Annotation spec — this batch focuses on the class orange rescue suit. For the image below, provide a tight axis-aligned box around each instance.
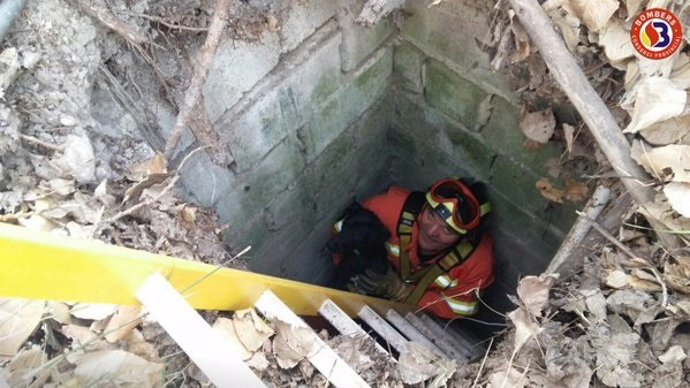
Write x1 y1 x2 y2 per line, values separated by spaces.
363 186 495 319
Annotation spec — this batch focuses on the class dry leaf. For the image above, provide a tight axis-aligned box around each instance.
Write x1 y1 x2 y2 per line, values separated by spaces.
664 182 690 217
0 47 19 97
178 205 197 225
212 317 253 360
624 60 641 90
62 324 100 345
658 345 687 364
594 332 641 387
605 270 628 289
606 290 653 322
128 153 167 181
670 52 690 89
17 214 58 232
563 124 575 154
53 134 96 184
273 320 315 369
73 349 164 387
547 7 581 51
47 302 72 324
488 366 526 388
564 179 588 202
232 308 274 352
70 303 118 321
266 13 281 32
581 289 607 321
631 142 690 183
681 3 690 45
396 342 455 385
0 299 46 357
104 306 143 343
536 178 565 203
123 329 160 363
510 15 531 63
507 308 542 350
626 0 645 18
624 77 687 134
48 178 75 196
516 274 558 317
638 55 676 79
2 348 50 388
638 198 690 235
664 259 690 294
246 352 270 371
639 115 690 145
123 173 169 203
520 108 556 144
627 269 662 292
599 19 635 67
567 0 618 32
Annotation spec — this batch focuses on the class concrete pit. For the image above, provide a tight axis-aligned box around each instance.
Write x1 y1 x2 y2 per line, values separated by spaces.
138 1 588 335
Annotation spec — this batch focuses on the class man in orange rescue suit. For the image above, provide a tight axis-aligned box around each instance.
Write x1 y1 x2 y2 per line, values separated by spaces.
330 178 495 320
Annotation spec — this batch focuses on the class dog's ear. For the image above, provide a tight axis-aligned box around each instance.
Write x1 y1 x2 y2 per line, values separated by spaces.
343 202 364 217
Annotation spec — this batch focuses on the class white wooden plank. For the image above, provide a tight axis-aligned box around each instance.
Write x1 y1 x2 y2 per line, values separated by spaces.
136 273 265 388
357 306 408 354
318 299 389 356
385 309 448 358
254 291 370 388
404 312 468 363
0 374 9 388
417 313 481 359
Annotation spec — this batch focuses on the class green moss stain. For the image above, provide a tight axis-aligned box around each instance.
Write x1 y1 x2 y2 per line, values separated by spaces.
424 60 487 129
354 49 392 90
311 71 341 103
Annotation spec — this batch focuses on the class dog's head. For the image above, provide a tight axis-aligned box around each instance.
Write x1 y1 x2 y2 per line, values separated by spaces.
327 202 390 256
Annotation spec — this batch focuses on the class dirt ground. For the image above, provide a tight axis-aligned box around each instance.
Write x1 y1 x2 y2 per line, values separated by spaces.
1 0 690 387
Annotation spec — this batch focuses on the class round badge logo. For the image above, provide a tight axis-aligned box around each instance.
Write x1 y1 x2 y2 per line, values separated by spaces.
630 8 684 60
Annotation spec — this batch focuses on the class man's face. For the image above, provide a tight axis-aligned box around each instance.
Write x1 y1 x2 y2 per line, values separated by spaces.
417 205 461 256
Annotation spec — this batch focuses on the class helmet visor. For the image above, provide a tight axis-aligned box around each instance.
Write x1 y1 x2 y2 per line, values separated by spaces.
425 179 481 234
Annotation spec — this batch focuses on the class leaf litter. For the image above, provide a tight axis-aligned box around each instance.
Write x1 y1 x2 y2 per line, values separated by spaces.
471 0 690 387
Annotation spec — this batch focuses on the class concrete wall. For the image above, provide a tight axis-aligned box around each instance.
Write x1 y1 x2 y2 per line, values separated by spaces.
174 0 580 304
178 1 397 284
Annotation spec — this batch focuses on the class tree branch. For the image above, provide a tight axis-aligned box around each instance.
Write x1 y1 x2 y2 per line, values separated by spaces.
507 0 679 252
164 0 231 161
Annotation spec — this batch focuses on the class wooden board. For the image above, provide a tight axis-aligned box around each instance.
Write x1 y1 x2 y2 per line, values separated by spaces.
319 299 389 356
136 272 265 387
358 305 409 355
254 290 371 388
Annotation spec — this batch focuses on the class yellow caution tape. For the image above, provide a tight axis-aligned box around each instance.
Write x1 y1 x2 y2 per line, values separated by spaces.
0 223 412 316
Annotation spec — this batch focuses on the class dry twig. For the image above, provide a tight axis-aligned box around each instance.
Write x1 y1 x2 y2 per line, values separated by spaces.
164 0 231 160
576 211 638 261
20 134 64 151
70 0 148 45
472 336 494 388
132 12 210 32
578 211 669 308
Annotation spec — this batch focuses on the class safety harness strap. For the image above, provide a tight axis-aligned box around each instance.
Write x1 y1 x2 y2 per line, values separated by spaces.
396 192 426 281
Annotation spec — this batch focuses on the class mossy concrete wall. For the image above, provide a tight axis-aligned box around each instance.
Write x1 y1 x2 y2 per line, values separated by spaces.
179 1 397 284
177 0 579 299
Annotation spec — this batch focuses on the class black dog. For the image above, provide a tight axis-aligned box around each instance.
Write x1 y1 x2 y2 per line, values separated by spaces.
327 202 391 290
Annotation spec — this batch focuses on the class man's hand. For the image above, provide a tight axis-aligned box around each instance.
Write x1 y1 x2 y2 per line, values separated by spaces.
347 264 413 301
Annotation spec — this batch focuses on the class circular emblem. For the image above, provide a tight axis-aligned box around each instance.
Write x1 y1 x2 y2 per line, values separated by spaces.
630 8 684 60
